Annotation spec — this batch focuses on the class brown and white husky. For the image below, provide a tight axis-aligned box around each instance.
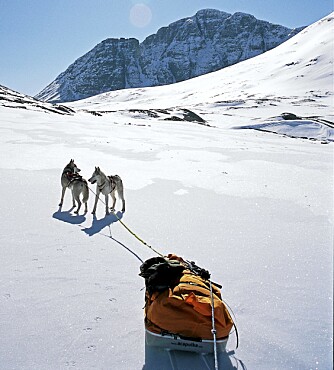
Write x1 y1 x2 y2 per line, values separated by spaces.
59 159 89 214
88 166 125 215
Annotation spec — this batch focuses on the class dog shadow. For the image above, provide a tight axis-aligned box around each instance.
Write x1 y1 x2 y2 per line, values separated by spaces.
81 212 123 237
52 207 87 225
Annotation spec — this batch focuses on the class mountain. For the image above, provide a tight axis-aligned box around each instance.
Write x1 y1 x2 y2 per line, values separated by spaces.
0 84 74 115
35 9 304 103
67 13 333 143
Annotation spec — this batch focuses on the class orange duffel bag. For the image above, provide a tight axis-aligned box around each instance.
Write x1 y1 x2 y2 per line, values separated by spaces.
140 254 234 341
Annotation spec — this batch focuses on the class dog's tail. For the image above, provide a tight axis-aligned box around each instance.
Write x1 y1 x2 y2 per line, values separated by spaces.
83 180 89 204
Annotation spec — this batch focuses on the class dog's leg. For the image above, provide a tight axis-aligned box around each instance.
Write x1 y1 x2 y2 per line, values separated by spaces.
110 190 116 212
72 190 76 208
117 183 126 213
83 183 89 214
92 189 100 214
71 187 78 213
59 186 66 207
105 194 110 215
75 198 82 214
72 185 82 214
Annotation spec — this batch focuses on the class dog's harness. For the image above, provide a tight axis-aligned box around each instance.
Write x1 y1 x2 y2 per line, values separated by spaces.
98 180 106 191
98 176 117 193
63 170 85 186
108 176 117 193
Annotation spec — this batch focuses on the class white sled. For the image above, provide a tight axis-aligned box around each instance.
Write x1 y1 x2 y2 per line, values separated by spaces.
145 329 228 354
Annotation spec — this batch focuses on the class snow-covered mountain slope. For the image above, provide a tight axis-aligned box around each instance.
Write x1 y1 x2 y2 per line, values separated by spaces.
35 9 303 103
71 13 332 112
68 12 333 142
0 13 332 370
0 84 75 115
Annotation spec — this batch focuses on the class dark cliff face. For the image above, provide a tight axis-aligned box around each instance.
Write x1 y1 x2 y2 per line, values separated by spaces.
44 38 142 103
35 9 304 103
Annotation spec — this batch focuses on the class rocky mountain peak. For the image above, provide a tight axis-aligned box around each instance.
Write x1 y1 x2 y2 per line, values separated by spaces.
35 9 304 103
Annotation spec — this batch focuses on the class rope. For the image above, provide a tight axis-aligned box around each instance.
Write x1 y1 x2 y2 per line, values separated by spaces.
88 187 164 257
87 185 236 363
220 297 239 350
209 279 219 370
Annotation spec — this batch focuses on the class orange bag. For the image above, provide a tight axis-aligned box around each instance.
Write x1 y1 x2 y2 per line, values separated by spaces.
141 255 234 340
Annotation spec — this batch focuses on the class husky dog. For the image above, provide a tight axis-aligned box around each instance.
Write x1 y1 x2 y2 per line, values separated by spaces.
59 159 89 214
88 167 125 215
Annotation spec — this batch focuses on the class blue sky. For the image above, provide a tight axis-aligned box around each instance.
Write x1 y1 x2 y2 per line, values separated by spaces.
0 0 332 96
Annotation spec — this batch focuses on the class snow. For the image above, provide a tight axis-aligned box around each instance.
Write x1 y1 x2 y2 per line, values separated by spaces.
0 13 333 370
235 118 334 142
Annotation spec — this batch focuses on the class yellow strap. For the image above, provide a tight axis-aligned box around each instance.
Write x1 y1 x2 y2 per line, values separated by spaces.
88 187 164 257
111 210 164 257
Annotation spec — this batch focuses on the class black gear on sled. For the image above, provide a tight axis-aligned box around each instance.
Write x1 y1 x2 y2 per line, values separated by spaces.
139 256 185 294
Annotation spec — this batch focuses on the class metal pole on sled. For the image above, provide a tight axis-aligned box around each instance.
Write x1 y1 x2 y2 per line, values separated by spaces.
209 279 219 370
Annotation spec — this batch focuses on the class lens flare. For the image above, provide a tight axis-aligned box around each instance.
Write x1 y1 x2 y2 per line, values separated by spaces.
129 3 152 28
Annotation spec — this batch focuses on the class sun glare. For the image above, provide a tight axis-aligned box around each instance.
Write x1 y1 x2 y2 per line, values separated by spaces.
129 3 152 28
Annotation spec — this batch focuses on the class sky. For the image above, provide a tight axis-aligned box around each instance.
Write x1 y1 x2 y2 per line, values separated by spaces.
0 0 332 96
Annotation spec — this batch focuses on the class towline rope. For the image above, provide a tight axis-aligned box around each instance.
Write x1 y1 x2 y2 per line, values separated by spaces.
87 187 232 370
88 187 164 257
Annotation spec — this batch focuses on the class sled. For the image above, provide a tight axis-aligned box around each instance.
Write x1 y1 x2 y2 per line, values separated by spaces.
140 254 234 355
145 328 228 354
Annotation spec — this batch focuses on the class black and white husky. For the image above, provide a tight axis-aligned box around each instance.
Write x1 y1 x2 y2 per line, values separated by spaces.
59 159 89 214
88 166 125 215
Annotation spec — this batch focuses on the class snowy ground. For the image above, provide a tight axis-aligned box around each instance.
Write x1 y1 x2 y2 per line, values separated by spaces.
0 13 333 370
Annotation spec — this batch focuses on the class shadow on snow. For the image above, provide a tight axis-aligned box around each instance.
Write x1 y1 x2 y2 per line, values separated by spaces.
52 207 123 237
52 209 142 262
52 207 87 225
142 346 246 370
81 212 123 236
